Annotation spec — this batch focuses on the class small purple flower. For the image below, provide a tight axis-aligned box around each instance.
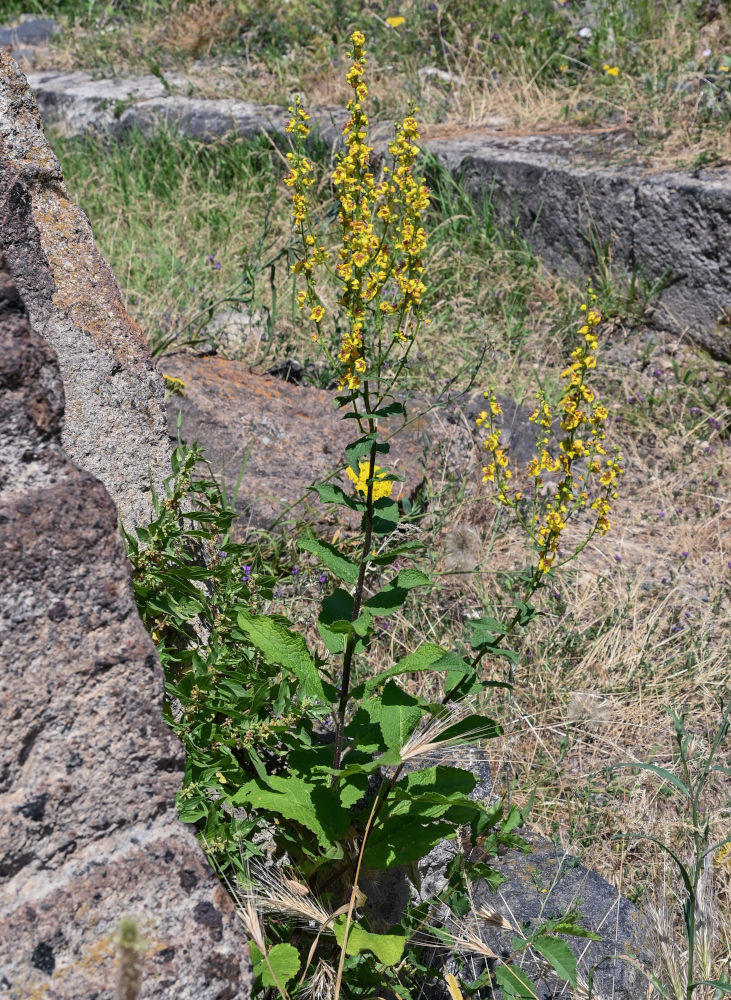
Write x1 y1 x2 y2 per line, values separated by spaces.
690 406 702 416
291 566 300 576
318 573 328 583
708 417 722 431
671 624 682 633
242 565 251 580
491 32 501 41
615 554 622 563
657 510 665 518
680 551 688 558
652 369 662 377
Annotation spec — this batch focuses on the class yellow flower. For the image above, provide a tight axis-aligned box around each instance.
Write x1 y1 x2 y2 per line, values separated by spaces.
347 461 393 500
162 374 185 396
310 304 325 322
386 15 405 27
602 63 619 76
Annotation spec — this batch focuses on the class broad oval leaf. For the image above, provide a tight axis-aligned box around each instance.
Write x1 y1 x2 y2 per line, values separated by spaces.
237 611 325 700
532 935 577 988
257 942 300 988
334 918 406 966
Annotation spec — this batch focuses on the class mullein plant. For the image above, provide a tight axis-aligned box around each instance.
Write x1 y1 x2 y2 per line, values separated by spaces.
215 30 624 1000
128 32 626 1000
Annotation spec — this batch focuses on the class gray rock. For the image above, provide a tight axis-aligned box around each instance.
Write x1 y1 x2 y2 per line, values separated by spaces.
0 15 58 48
0 53 171 528
463 828 653 999
427 127 731 360
0 252 251 999
25 68 347 144
192 306 269 357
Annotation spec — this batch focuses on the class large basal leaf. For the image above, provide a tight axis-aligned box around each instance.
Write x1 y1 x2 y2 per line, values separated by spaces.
237 611 325 700
233 774 349 849
333 918 406 966
532 935 577 988
298 533 359 585
256 942 301 988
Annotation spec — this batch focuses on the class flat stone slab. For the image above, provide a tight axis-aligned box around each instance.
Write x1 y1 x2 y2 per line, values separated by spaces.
24 69 731 362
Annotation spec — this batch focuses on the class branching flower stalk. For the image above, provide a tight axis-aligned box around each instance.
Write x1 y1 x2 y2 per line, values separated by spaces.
286 30 430 771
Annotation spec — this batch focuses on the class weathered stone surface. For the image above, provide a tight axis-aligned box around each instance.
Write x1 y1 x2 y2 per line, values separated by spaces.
0 53 171 528
24 67 731 360
160 352 478 531
426 125 731 360
0 15 58 49
25 68 347 144
0 253 250 999
466 827 654 999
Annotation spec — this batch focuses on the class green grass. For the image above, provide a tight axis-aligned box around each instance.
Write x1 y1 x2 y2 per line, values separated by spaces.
53 126 575 385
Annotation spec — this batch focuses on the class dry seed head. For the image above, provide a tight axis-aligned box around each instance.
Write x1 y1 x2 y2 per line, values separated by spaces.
398 702 490 764
243 861 333 928
473 905 516 931
303 959 336 1000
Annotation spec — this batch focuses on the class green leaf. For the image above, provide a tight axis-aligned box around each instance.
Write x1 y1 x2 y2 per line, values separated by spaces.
363 584 409 616
613 761 690 799
237 611 325 700
363 814 456 869
318 588 354 654
233 774 349 848
311 481 363 510
532 935 577 988
360 642 470 696
364 680 423 751
333 919 406 966
345 434 389 474
469 616 507 649
342 401 405 421
369 497 400 536
394 568 430 588
495 964 540 999
256 943 300 988
368 540 424 565
298 533 359 585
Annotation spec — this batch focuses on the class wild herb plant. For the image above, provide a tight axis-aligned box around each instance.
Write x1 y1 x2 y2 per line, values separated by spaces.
127 31 627 1000
613 700 731 1000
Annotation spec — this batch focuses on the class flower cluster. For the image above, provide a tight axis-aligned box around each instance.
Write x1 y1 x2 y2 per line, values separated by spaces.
478 293 623 574
346 459 393 501
285 31 430 391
